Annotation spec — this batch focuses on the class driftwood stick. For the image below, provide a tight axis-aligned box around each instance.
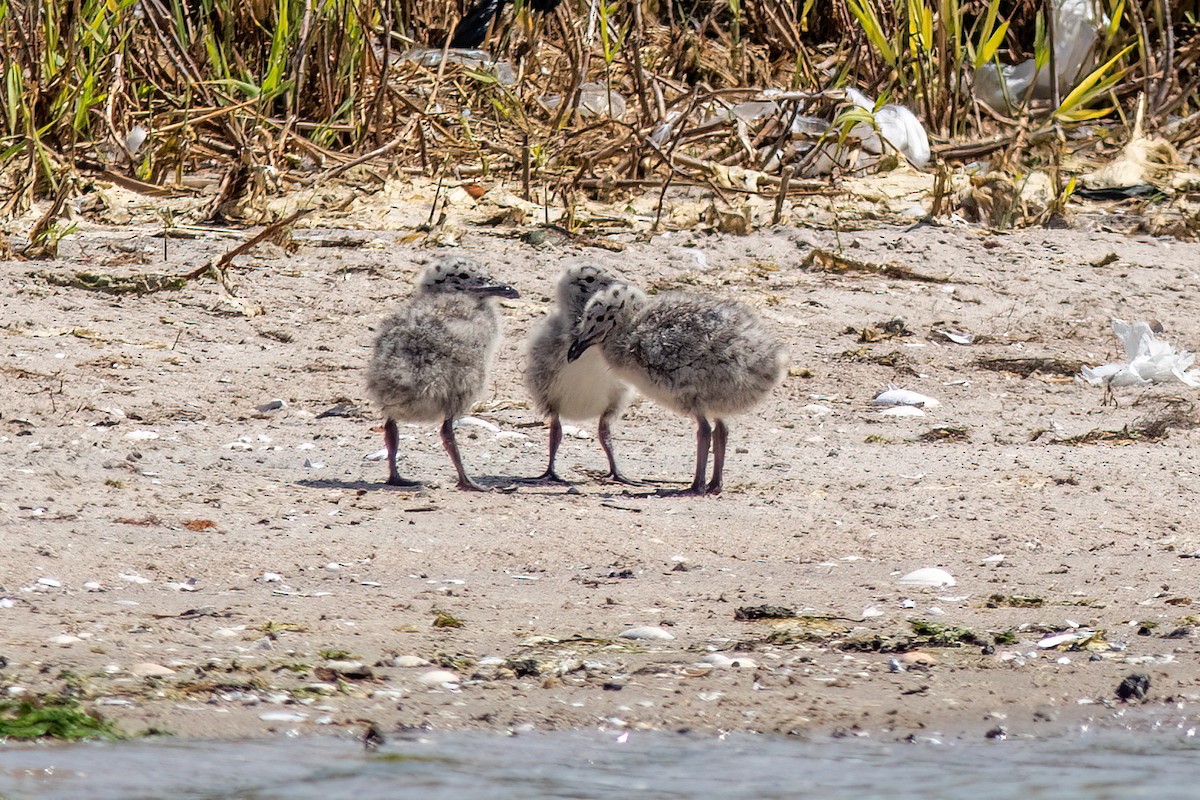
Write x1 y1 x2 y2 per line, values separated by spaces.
182 206 314 281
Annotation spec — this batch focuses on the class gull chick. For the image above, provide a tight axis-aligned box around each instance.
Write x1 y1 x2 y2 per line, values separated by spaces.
568 283 785 496
524 264 635 483
366 256 519 491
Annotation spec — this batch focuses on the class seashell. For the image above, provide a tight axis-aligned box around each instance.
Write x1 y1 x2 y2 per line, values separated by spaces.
871 387 941 408
456 416 501 434
618 626 675 641
418 669 461 686
897 568 956 588
1037 631 1091 649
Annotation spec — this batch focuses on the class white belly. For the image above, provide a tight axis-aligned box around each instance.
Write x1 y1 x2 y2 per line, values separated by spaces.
547 349 625 420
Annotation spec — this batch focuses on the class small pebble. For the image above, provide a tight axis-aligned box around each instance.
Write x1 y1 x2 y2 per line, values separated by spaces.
898 651 938 669
130 663 176 678
322 660 372 679
391 655 432 668
304 683 338 695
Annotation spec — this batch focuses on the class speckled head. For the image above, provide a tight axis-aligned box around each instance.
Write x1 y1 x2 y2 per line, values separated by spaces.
566 282 644 362
556 263 623 311
418 256 519 299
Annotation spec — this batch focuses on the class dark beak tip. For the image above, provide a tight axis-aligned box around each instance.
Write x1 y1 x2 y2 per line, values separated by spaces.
566 340 589 363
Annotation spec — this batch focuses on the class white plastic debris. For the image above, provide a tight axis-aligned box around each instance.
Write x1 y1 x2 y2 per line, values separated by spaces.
618 626 675 641
976 0 1108 111
124 430 159 440
1080 319 1200 388
871 386 941 408
36 577 62 588
119 573 151 584
402 47 515 85
845 88 931 169
124 125 148 155
541 82 627 119
897 568 957 588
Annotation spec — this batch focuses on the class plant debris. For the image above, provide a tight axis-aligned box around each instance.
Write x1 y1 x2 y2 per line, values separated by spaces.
39 270 188 296
976 357 1084 377
801 249 950 283
0 696 120 741
734 605 796 621
985 594 1045 609
917 426 969 443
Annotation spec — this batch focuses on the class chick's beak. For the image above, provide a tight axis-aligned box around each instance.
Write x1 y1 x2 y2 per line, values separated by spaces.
480 282 520 299
566 336 594 363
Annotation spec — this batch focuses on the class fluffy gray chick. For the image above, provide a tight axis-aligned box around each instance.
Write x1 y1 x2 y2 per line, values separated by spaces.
366 256 519 491
568 283 785 496
523 264 636 484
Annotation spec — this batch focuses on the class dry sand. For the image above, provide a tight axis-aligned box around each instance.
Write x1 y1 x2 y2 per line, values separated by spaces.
3 216 1199 742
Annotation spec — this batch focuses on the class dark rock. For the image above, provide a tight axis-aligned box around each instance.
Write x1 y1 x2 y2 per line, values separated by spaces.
505 658 540 678
985 726 1007 740
1116 673 1150 702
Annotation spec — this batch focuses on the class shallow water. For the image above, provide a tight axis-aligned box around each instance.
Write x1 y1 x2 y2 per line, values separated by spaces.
1 728 1198 800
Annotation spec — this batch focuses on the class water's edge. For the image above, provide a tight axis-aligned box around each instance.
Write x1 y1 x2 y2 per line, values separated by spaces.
2 725 1199 800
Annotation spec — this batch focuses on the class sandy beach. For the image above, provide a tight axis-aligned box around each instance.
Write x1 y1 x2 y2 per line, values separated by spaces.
3 214 1199 741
